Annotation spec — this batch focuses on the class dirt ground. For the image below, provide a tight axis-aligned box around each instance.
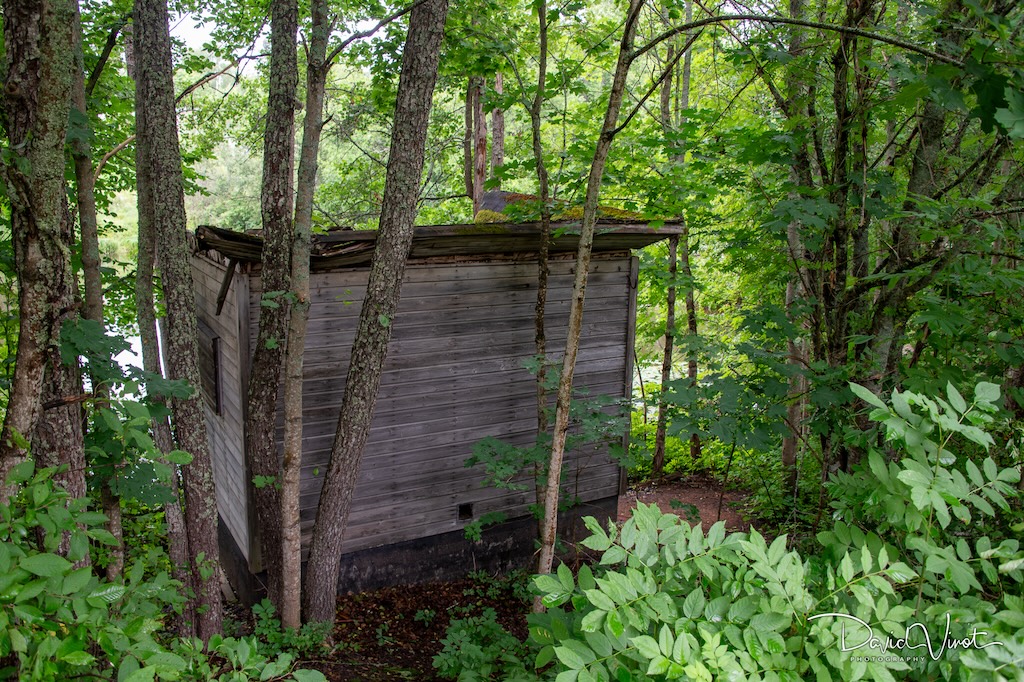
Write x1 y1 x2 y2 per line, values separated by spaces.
278 476 751 681
617 474 751 531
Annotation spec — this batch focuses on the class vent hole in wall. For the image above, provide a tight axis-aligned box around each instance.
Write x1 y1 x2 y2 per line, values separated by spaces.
457 503 473 521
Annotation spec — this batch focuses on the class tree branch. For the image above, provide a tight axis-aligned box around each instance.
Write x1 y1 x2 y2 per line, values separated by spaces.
634 13 963 66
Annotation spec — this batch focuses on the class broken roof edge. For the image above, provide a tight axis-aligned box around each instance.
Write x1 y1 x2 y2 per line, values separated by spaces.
194 220 682 270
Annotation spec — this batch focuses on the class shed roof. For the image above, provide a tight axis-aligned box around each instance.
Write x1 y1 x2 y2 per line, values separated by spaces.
194 221 680 270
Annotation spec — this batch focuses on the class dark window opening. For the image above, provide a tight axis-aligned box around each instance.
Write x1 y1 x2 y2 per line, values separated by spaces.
457 503 474 521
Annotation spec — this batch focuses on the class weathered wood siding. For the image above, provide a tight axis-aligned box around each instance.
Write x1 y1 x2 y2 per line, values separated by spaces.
193 255 250 559
247 256 635 558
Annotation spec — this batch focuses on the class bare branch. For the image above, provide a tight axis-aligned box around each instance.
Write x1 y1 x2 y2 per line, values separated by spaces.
634 13 963 66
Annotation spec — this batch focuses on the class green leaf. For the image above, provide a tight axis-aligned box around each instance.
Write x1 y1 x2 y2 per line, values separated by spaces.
88 584 127 605
994 88 1024 138
850 383 887 410
585 589 616 612
164 450 194 465
60 650 96 666
633 635 661 659
290 670 327 682
946 383 967 414
974 382 1000 404
5 460 34 485
19 553 72 578
378 314 391 328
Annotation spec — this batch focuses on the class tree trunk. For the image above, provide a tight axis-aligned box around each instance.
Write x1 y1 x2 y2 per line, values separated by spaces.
652 235 677 476
473 77 487 213
246 0 298 614
654 2 698 473
490 72 504 183
70 0 123 576
529 0 553 573
281 0 329 628
134 0 223 640
303 0 448 625
535 0 643 590
0 0 77 502
463 80 475 200
33 196 87 504
130 30 194 635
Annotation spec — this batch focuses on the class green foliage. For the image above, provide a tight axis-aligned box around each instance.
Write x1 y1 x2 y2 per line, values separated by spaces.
433 608 535 682
169 634 327 682
0 466 325 681
0 464 183 680
252 599 335 659
528 382 1024 681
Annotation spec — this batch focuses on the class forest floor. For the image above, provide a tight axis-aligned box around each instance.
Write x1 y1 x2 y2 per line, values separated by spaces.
275 476 752 681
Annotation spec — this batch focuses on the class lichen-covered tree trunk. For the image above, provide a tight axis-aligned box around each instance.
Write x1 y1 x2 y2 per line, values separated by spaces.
281 0 328 628
246 0 298 613
303 0 448 624
0 0 77 502
134 91 195 634
133 0 222 640
32 196 87 533
536 0 644 588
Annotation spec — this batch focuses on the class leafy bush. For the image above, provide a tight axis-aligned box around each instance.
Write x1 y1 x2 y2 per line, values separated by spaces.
433 607 534 681
252 599 334 659
527 381 1024 681
0 464 325 681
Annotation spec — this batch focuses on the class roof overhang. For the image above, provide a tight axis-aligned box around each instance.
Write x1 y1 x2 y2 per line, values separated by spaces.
194 221 682 270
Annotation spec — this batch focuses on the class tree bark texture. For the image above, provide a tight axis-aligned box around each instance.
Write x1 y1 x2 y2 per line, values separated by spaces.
535 0 643 586
490 72 504 183
530 0 553 567
281 0 329 628
246 0 298 614
32 196 87 504
0 0 77 502
303 0 448 624
472 77 486 214
134 97 195 635
652 235 677 475
133 0 223 639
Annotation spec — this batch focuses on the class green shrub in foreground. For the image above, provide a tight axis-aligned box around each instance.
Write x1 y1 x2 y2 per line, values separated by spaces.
528 382 1023 681
0 462 324 681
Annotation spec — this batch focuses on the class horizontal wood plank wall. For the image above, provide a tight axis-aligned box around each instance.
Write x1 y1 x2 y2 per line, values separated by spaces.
192 255 250 559
248 257 632 557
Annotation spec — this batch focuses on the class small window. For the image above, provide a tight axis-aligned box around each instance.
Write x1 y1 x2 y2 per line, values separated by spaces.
197 320 222 415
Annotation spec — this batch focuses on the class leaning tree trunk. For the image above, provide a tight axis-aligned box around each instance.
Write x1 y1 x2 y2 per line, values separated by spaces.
246 0 298 614
0 0 77 502
280 0 329 628
303 0 448 625
134 0 223 640
535 0 644 594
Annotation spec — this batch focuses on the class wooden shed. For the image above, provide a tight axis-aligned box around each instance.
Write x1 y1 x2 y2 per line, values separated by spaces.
190 221 675 597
